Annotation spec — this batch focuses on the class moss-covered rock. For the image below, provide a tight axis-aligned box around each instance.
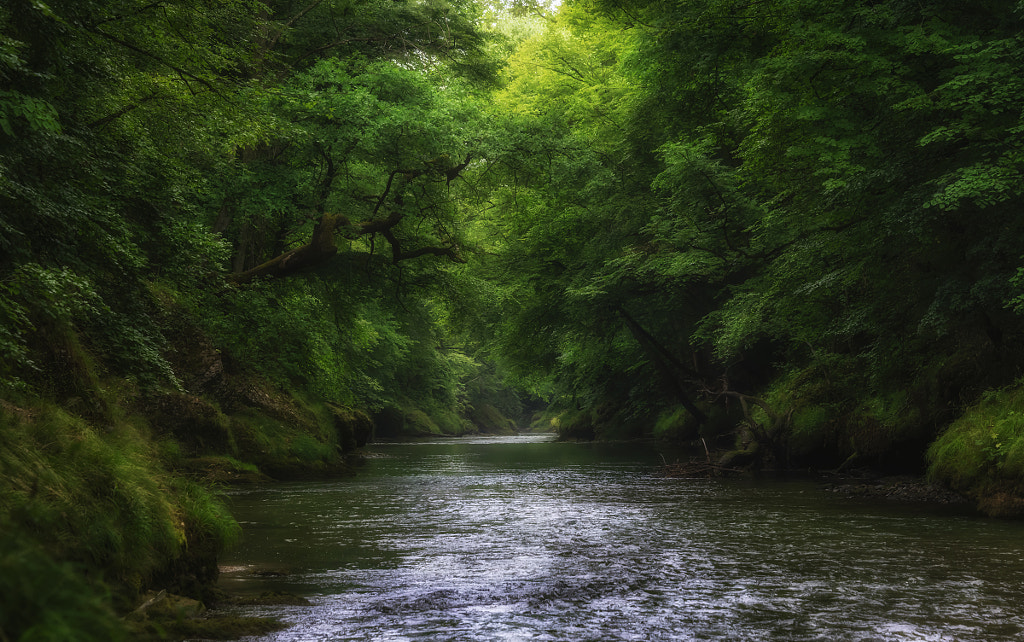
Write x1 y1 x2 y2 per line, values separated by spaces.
372 402 474 439
406 408 442 435
749 363 942 473
327 403 374 451
125 590 206 622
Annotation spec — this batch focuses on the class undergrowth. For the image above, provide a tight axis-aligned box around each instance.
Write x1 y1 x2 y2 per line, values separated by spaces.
927 380 1024 512
0 405 182 590
0 400 241 640
0 532 129 641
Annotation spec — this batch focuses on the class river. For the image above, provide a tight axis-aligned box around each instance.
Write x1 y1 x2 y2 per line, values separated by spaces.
218 434 1024 641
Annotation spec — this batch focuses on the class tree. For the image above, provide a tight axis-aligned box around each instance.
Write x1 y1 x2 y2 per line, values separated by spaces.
0 0 269 387
221 59 477 285
476 0 1024 458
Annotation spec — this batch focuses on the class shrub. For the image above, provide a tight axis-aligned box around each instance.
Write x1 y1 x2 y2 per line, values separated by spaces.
0 532 128 642
927 382 1024 495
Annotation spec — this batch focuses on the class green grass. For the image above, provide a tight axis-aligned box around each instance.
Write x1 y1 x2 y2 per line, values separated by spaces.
172 480 242 551
0 399 243 636
0 532 129 642
0 405 182 590
927 381 1024 495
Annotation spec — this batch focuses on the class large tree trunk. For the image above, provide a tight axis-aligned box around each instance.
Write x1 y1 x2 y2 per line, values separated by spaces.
227 210 464 284
228 213 348 284
711 388 792 468
616 306 708 425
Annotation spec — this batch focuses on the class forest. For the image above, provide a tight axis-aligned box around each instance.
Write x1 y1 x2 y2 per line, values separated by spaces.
2 0 1024 638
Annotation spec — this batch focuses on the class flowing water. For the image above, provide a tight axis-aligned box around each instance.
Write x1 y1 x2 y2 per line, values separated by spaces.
218 434 1024 641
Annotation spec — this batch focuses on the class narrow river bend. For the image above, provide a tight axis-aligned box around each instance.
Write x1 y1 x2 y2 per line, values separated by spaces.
219 434 1024 641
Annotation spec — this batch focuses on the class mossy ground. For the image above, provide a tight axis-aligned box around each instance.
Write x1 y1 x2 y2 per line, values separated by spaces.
0 393 251 636
0 302 524 640
0 310 351 640
926 381 1024 516
0 378 356 640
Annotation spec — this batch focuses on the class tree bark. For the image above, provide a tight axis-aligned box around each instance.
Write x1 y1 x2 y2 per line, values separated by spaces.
228 213 345 284
710 388 792 466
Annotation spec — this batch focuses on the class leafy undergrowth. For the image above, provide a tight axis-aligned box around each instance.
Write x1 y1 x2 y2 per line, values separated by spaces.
0 404 185 593
0 532 129 641
927 381 1024 516
0 400 241 640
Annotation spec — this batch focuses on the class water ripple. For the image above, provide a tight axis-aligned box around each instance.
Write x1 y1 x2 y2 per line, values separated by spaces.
220 436 1024 641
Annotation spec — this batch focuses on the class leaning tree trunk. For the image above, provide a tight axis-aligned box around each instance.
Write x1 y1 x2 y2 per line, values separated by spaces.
227 159 469 285
616 306 707 425
228 213 347 284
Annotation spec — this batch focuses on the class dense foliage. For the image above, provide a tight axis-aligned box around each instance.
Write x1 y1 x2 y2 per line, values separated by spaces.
3 0 1024 637
484 0 1024 476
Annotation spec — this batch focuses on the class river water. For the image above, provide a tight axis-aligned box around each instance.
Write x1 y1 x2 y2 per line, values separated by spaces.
218 434 1024 641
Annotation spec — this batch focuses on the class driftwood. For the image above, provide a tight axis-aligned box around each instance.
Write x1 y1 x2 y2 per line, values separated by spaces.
658 443 744 478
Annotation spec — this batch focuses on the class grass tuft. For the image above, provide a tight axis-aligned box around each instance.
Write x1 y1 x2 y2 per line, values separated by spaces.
927 381 1024 508
0 531 129 641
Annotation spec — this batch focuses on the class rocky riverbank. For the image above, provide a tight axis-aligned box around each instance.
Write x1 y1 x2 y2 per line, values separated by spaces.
821 472 970 505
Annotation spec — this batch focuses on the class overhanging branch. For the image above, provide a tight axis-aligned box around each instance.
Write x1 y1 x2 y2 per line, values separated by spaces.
227 157 466 284
228 209 462 284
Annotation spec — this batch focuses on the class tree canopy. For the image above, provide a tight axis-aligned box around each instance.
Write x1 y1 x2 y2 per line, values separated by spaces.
4 0 1024 455
477 0 1024 458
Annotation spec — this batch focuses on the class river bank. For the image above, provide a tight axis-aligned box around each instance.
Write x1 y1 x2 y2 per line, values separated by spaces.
820 472 970 505
0 399 1012 642
660 459 971 504
3 349 1022 642
0 355 519 641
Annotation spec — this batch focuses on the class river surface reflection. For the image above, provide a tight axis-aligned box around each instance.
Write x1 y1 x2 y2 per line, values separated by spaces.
218 434 1024 641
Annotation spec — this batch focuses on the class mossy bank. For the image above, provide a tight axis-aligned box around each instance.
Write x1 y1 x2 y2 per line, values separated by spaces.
0 304 521 642
546 366 1024 519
